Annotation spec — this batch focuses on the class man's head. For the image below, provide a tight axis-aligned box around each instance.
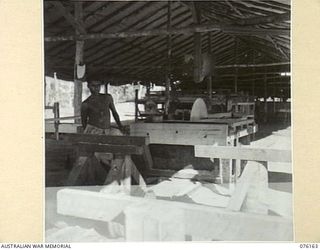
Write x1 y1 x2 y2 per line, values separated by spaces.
87 81 101 95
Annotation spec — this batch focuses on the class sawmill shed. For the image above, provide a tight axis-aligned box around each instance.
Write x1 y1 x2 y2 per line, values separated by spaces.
44 0 292 242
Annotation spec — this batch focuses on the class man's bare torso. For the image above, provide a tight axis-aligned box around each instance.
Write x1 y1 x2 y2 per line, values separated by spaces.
82 94 112 129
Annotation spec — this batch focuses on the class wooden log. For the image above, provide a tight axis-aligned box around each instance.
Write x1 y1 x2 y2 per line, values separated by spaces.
194 145 292 163
44 24 290 42
57 188 293 241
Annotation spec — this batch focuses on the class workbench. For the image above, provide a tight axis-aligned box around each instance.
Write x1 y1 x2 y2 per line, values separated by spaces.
130 119 257 183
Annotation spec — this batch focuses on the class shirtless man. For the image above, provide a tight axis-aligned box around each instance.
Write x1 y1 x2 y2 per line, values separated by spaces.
69 81 123 185
81 81 123 135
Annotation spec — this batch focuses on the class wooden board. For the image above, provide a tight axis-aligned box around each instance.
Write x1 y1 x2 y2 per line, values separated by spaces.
45 123 81 133
195 145 292 163
130 123 228 146
46 133 149 146
207 112 232 119
57 188 293 241
202 118 255 127
57 189 133 222
77 143 144 156
227 161 268 213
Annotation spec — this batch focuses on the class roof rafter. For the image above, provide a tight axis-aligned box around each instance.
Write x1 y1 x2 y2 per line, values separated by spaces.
50 1 87 34
44 24 289 42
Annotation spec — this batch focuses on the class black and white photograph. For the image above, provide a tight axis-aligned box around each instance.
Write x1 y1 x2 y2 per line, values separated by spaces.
43 0 292 242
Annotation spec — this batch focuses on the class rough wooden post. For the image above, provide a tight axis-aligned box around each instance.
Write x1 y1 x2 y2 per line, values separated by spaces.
193 33 201 83
53 102 60 140
207 32 213 110
135 89 139 122
234 39 239 93
74 2 84 124
191 2 202 84
251 51 256 96
146 82 151 96
263 73 268 123
105 82 108 94
206 76 213 112
165 0 172 102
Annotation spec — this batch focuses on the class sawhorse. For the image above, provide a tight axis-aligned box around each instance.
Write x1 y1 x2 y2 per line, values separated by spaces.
65 134 149 191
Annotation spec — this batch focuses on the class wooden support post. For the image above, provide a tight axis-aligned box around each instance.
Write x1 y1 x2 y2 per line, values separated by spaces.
135 89 139 122
234 39 239 93
74 2 84 124
234 73 238 93
105 82 108 94
192 2 202 84
207 32 213 100
194 33 202 83
234 133 241 183
146 82 151 96
207 76 213 99
103 154 146 193
264 73 268 123
251 51 256 96
53 102 60 140
273 87 276 115
165 0 172 101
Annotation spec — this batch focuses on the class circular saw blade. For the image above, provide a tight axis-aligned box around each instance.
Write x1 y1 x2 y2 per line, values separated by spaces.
190 98 208 121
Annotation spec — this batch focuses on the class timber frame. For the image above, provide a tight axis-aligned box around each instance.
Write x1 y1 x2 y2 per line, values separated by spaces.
44 1 290 99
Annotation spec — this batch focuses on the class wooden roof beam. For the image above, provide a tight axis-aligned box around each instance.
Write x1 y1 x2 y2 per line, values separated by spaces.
266 35 289 60
44 24 289 42
51 1 87 35
238 12 290 26
224 0 245 17
57 4 188 66
216 61 289 69
86 11 193 69
234 36 284 61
